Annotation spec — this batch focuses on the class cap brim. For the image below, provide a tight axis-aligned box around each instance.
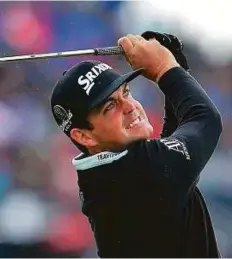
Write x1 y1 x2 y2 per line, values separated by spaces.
88 67 144 111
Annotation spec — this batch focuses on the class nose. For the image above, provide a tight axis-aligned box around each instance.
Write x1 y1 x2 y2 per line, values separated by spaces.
122 99 136 114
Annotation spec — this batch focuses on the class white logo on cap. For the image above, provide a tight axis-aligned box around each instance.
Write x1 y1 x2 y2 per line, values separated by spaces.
53 105 73 132
78 63 112 95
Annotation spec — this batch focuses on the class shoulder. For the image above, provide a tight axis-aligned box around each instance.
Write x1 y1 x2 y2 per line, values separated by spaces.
72 137 190 172
129 137 190 161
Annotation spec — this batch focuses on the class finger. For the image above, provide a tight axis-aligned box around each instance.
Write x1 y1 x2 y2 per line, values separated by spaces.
118 36 134 53
136 34 160 47
126 34 141 46
135 35 145 41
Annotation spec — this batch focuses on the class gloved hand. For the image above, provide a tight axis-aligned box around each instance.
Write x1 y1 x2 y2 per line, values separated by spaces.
141 31 190 72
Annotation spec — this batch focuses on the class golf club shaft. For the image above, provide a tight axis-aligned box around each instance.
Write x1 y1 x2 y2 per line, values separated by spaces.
0 46 124 63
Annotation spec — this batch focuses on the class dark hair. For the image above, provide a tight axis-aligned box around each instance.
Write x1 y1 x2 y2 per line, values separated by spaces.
70 117 94 154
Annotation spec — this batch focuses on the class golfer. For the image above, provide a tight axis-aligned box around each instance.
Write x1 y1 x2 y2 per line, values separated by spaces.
50 33 222 258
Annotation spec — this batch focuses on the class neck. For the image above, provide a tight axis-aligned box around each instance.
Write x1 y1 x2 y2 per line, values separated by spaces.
87 144 129 155
87 147 102 155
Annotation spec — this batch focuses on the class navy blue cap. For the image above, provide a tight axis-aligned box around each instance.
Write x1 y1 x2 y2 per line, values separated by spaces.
50 60 143 135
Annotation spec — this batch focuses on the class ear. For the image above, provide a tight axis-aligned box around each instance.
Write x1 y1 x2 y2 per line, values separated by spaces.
70 128 98 148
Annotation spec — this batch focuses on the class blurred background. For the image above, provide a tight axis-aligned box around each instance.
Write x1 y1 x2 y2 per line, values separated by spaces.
0 1 231 257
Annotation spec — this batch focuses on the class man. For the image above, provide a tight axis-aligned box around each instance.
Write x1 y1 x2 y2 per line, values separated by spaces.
50 33 222 257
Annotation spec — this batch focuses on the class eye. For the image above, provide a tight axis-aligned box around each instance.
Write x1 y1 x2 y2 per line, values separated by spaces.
123 87 130 97
104 101 116 113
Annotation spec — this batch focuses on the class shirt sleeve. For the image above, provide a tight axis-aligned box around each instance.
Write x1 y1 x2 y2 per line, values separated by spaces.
138 67 222 200
160 97 178 138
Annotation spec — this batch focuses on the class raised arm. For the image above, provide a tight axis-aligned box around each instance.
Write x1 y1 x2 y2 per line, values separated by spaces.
118 34 222 199
139 31 190 139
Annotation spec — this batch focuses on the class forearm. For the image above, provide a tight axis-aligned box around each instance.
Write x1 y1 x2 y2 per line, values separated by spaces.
160 97 178 138
158 67 221 125
158 67 222 171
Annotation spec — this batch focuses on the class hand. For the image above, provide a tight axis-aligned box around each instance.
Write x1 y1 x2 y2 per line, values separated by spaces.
141 31 190 72
118 34 180 82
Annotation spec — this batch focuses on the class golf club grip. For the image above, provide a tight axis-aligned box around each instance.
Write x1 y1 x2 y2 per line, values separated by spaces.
94 46 124 56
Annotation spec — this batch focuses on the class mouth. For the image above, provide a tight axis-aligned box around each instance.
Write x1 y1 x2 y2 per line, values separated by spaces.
126 116 142 129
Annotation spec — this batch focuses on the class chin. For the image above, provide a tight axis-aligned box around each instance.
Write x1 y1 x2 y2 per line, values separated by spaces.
129 126 154 141
138 129 153 140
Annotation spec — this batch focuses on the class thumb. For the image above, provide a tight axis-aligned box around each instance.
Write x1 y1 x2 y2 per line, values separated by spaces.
118 36 134 54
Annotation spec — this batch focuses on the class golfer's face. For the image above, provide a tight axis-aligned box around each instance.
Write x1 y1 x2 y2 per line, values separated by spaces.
88 83 154 151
